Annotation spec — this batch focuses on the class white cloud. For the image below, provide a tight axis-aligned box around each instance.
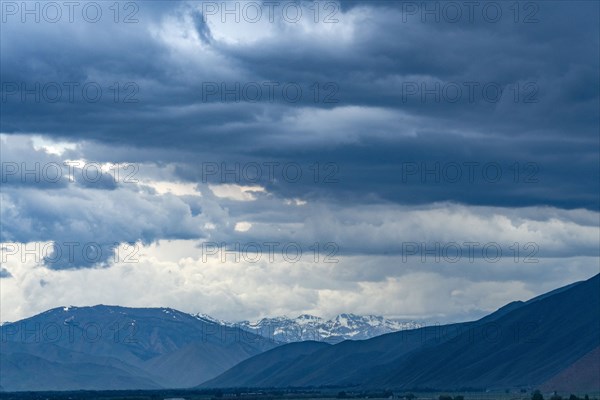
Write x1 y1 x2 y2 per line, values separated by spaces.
285 198 307 206
209 184 266 201
1 134 598 325
1 238 597 323
31 136 78 156
142 180 201 196
234 221 253 232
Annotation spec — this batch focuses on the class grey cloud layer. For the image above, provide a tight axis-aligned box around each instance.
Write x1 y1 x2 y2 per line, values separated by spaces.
1 1 598 321
1 136 598 271
1 1 598 209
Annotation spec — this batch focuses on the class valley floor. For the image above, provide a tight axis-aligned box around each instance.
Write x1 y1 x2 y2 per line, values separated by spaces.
0 389 599 400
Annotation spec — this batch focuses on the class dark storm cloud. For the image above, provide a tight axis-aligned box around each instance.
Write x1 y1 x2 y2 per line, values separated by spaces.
1 0 598 210
0 182 209 269
2 1 598 325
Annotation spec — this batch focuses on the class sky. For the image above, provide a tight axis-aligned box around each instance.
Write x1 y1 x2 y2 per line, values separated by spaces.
0 0 599 323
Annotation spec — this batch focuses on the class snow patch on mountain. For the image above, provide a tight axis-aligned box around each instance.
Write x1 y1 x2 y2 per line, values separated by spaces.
233 313 421 343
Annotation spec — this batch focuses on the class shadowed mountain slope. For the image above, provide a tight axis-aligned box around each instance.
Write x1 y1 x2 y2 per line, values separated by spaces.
203 274 600 391
0 305 277 391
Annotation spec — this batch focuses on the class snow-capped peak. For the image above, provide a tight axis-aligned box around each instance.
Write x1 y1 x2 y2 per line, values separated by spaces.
194 313 226 325
234 313 421 343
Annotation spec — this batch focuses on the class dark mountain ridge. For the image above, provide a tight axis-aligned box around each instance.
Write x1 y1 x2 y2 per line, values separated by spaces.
2 275 597 392
0 305 277 391
203 274 600 391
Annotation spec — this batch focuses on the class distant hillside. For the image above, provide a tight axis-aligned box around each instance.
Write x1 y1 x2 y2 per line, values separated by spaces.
0 306 419 391
199 340 331 387
203 274 600 392
0 306 277 391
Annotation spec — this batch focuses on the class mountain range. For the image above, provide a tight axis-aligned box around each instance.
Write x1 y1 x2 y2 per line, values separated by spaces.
0 308 413 391
0 306 275 391
1 274 598 392
204 273 600 392
205 314 421 344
